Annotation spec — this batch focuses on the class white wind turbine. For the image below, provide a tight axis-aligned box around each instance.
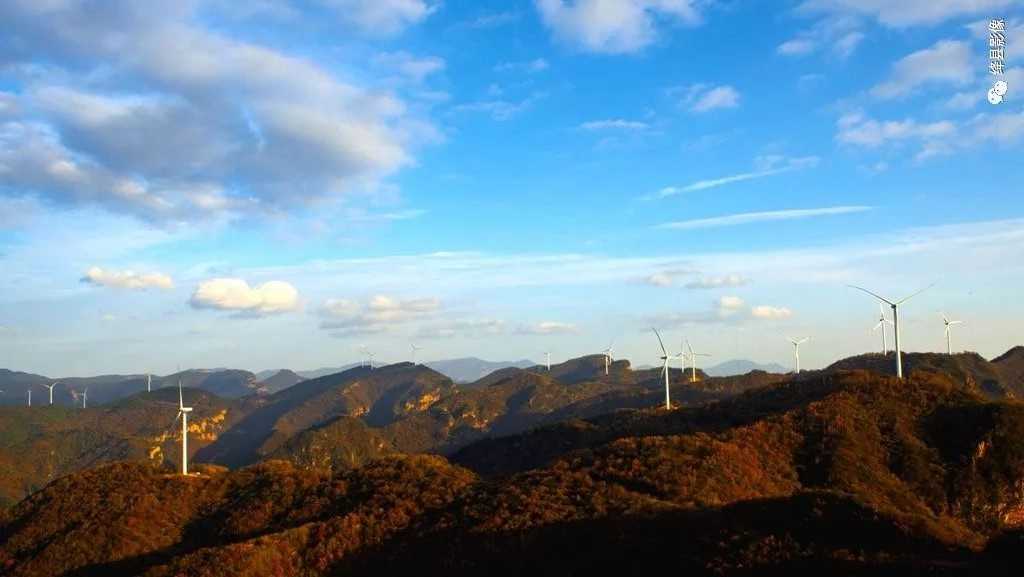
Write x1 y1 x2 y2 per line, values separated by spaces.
40 382 59 405
686 339 711 383
81 387 88 409
147 373 152 393
787 337 809 373
410 344 422 365
544 351 551 372
602 341 614 376
872 303 894 354
849 283 934 380
942 313 964 355
175 380 193 476
27 389 31 407
652 328 676 410
676 339 689 376
367 350 375 370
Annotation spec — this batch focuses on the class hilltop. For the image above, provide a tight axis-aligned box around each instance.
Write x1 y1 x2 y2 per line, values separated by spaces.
1 368 1022 576
0 387 247 508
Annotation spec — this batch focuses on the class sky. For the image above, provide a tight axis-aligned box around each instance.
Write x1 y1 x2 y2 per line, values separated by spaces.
1 0 1023 377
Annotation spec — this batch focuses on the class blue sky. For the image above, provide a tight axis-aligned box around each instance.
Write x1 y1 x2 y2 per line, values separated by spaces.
1 0 1023 377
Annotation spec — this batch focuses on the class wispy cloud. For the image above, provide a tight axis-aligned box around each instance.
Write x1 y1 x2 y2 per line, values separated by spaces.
651 155 819 199
686 274 750 289
494 58 549 73
657 206 872 231
452 92 546 121
579 119 649 131
319 295 441 336
870 40 972 99
80 266 174 290
516 321 578 335
673 83 741 113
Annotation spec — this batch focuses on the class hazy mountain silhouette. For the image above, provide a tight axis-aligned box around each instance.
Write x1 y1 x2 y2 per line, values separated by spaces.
705 359 788 376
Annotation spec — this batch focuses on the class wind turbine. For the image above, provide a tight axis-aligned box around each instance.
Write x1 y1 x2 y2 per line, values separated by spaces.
81 388 88 409
410 344 422 365
652 329 677 410
40 382 58 405
175 380 192 476
147 373 152 393
676 339 689 375
602 341 614 375
787 337 809 373
544 351 551 372
686 339 711 383
27 389 31 407
848 283 934 380
942 313 963 355
367 350 375 370
357 345 368 368
872 303 893 354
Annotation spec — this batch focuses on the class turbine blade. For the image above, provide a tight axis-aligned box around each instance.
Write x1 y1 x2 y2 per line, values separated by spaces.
652 328 667 355
848 285 895 305
895 282 936 305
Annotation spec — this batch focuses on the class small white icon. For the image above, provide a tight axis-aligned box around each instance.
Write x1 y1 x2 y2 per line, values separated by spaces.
993 80 1008 96
988 88 1003 105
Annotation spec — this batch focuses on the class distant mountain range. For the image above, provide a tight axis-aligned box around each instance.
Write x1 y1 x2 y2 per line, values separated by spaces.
256 358 535 386
704 359 789 377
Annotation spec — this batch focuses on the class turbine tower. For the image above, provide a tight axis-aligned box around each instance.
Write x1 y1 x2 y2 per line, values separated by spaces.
652 328 676 410
175 380 193 476
367 351 375 370
872 303 893 354
787 337 809 373
147 373 152 393
685 339 711 383
544 351 551 372
410 344 422 365
602 341 614 376
849 284 934 380
27 389 31 407
41 382 58 405
942 313 963 355
676 339 689 375
81 388 88 409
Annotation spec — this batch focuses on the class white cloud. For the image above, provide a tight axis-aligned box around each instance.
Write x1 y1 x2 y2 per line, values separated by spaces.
319 294 440 335
461 11 521 29
717 295 746 317
81 266 174 290
494 58 550 73
517 321 578 335
320 0 437 35
686 274 750 289
644 266 697 287
190 278 299 315
535 0 703 54
751 305 793 320
776 13 864 59
871 40 972 99
417 318 506 339
653 155 819 199
684 84 740 113
837 108 1024 161
800 0 1019 27
777 38 816 55
658 206 872 230
373 51 445 82
836 111 956 147
0 2 433 223
580 119 649 131
452 93 546 121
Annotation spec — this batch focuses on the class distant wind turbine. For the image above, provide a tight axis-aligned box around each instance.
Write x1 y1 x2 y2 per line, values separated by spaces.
175 380 192 476
81 388 88 409
686 339 711 383
848 283 934 380
602 341 614 375
41 382 58 405
147 373 152 393
872 303 893 354
787 337 809 373
357 345 368 368
653 328 676 410
27 389 31 407
544 351 551 372
676 339 689 375
367 350 375 370
410 344 422 365
942 313 964 355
